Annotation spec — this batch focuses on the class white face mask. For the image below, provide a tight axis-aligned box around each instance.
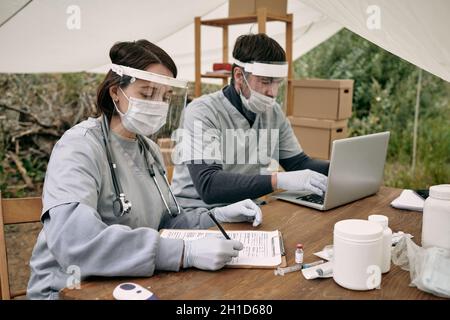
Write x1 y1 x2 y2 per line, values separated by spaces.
115 87 169 136
240 75 276 114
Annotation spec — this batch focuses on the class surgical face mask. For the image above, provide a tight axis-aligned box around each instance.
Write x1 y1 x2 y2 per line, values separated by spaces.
115 87 169 136
240 75 276 114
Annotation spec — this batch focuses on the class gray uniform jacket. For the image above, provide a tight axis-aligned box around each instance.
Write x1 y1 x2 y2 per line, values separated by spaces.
27 117 215 299
171 89 302 210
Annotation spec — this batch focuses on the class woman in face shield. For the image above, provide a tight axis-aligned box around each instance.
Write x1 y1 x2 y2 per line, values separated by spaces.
27 40 262 300
170 33 330 211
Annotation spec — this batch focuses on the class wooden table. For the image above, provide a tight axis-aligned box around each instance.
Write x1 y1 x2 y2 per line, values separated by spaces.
60 187 442 300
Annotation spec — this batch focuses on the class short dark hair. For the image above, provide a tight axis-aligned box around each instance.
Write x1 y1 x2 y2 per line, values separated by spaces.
96 40 178 119
231 33 286 82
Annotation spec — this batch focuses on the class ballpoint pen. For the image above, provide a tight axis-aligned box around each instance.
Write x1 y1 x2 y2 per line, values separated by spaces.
207 211 231 240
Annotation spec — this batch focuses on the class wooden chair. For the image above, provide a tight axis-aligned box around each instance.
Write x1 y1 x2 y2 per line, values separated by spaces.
0 192 42 300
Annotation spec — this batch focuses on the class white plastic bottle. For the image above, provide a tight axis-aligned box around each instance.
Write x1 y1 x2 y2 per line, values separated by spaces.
422 184 450 250
368 215 392 273
295 243 304 265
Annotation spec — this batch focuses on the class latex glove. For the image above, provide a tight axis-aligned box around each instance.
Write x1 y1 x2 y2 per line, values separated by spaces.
183 238 244 270
213 199 263 227
276 169 328 196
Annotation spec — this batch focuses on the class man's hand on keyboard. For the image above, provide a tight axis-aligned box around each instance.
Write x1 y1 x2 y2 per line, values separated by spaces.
275 169 328 196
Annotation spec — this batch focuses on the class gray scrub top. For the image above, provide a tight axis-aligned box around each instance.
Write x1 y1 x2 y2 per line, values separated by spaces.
171 89 302 210
27 117 215 300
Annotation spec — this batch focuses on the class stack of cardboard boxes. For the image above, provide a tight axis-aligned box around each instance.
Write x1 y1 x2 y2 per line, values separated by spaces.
288 79 354 160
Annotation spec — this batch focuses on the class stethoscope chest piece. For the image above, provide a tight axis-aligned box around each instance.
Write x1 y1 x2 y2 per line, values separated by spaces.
112 193 132 217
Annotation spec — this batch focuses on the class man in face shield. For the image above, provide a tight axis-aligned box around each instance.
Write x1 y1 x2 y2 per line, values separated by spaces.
171 33 329 211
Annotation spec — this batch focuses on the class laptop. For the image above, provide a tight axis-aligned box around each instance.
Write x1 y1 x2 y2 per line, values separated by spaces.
272 131 390 211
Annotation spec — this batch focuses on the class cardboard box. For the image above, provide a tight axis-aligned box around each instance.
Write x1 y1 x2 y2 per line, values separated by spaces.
229 0 287 17
288 116 348 160
291 79 354 120
157 138 174 149
160 148 174 167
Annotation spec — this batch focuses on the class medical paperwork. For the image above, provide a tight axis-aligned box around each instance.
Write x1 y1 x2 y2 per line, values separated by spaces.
390 189 425 211
160 229 283 268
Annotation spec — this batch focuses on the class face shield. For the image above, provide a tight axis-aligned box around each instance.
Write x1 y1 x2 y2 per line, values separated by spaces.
234 60 288 112
110 64 188 136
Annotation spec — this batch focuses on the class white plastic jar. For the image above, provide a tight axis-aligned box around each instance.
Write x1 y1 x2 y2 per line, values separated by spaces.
368 215 392 273
333 219 383 291
422 184 450 250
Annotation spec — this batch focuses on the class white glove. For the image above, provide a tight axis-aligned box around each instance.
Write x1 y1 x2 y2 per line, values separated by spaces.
276 169 328 196
183 238 244 270
213 199 263 227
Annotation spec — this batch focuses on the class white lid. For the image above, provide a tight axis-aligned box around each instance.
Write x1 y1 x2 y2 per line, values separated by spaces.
334 219 383 241
429 184 450 200
368 214 388 228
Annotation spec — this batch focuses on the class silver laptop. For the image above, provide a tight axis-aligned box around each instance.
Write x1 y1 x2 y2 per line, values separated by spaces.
272 131 390 211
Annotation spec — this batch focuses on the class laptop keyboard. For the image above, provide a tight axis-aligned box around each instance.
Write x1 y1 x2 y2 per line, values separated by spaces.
296 193 324 205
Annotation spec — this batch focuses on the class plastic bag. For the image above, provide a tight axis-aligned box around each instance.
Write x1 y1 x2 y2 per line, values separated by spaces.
392 236 450 298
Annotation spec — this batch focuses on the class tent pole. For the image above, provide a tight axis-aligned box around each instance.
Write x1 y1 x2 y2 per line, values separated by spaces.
411 68 423 175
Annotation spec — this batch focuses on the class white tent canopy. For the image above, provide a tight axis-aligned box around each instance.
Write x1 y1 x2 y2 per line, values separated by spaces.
301 0 450 82
0 0 449 82
0 0 342 81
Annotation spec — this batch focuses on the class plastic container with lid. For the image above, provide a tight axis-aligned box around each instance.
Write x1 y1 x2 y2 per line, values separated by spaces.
422 184 450 250
368 215 392 273
333 219 383 291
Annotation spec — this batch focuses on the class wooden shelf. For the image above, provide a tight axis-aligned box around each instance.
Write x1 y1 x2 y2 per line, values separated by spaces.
201 14 292 27
195 8 294 115
201 73 231 79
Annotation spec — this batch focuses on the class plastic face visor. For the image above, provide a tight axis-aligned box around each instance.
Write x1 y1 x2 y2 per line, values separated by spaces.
234 60 288 78
110 63 188 107
234 60 288 99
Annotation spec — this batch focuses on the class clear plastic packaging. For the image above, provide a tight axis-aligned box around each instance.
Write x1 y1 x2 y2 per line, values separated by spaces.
392 236 450 298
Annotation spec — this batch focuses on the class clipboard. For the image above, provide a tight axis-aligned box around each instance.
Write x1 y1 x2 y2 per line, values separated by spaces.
226 230 287 269
159 229 287 269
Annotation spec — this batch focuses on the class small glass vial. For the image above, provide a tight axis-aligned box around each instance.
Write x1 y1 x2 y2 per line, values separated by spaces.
295 243 304 265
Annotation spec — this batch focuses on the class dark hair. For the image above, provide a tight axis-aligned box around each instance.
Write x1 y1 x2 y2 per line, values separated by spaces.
96 40 178 119
231 33 286 82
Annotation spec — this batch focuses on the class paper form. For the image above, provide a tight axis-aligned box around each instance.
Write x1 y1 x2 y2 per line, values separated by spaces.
160 229 282 267
390 190 424 211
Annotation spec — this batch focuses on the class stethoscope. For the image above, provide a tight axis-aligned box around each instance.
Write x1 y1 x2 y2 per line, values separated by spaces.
100 115 181 218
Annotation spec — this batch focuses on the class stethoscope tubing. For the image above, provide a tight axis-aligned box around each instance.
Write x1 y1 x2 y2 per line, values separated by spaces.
101 115 181 217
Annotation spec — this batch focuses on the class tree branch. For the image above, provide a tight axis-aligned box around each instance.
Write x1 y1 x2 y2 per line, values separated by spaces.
0 103 53 128
7 151 34 189
11 126 60 142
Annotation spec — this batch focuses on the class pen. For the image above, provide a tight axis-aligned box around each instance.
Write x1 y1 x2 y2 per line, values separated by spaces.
207 211 231 240
302 260 325 269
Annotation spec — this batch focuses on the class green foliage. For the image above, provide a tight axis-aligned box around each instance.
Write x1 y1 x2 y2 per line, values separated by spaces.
294 29 450 188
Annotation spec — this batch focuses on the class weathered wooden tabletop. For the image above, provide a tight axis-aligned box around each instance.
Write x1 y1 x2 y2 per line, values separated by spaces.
60 187 442 300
